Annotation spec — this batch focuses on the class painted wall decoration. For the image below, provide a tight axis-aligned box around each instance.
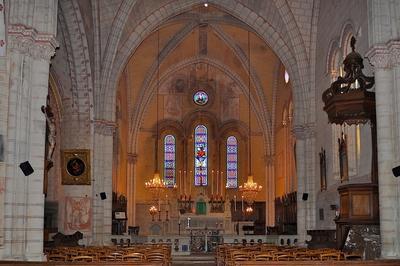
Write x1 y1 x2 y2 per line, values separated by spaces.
61 149 91 185
221 84 240 121
164 95 182 119
65 197 91 232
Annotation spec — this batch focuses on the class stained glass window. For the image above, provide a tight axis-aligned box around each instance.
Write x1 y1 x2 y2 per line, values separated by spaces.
193 91 209 106
164 134 176 187
194 125 208 186
226 136 238 188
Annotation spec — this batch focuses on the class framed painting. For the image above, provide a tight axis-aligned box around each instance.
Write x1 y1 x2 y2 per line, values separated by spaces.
62 149 90 185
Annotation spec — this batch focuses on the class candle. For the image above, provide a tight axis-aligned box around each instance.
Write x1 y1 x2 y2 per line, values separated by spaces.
212 170 214 196
179 170 182 195
189 171 192 195
184 170 186 195
158 199 161 210
234 195 237 211
241 196 244 212
216 171 219 197
221 171 224 197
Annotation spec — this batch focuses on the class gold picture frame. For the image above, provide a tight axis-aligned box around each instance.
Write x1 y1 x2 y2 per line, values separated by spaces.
62 149 91 185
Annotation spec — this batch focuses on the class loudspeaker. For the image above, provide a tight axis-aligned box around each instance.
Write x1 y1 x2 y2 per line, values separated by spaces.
19 161 34 176
100 192 107 200
393 166 400 177
302 193 308 201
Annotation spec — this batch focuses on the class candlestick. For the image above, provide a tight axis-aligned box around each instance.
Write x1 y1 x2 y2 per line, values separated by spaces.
234 195 237 211
241 195 244 212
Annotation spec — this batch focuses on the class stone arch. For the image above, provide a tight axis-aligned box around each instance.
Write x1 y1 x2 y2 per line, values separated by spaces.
128 22 272 145
326 39 341 76
273 0 310 124
182 110 220 139
49 72 63 122
129 57 272 157
100 0 308 130
339 20 356 54
58 0 94 146
218 120 249 142
56 6 77 115
98 0 137 110
157 119 185 140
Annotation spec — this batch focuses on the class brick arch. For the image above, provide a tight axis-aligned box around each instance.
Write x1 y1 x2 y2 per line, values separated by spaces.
129 57 272 157
100 0 308 129
58 0 93 147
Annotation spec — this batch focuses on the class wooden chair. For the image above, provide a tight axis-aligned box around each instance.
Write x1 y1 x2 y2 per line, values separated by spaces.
275 254 296 261
229 250 250 266
344 253 362 260
320 252 341 260
47 254 67 262
123 252 145 262
98 254 116 262
253 252 274 261
146 251 166 263
71 255 94 262
109 251 123 261
294 251 312 260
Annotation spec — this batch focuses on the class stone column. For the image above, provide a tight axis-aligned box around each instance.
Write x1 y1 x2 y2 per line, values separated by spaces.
265 154 275 226
367 43 400 258
293 124 316 245
1 24 57 260
127 153 137 226
92 120 115 245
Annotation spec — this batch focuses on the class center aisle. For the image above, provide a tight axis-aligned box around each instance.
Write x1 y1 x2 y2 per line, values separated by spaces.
172 253 216 266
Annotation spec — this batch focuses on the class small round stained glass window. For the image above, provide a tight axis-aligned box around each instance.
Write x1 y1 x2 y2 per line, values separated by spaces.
193 91 209 106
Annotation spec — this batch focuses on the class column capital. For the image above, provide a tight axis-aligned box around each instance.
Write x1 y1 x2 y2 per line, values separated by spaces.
7 24 59 61
93 119 116 136
292 123 315 140
127 153 138 164
366 40 400 68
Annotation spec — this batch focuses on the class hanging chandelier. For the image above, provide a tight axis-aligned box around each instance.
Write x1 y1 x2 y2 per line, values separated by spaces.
145 172 165 199
239 31 262 206
239 175 262 205
145 29 166 200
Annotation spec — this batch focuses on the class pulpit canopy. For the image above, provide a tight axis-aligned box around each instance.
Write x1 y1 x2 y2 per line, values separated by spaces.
322 37 375 125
